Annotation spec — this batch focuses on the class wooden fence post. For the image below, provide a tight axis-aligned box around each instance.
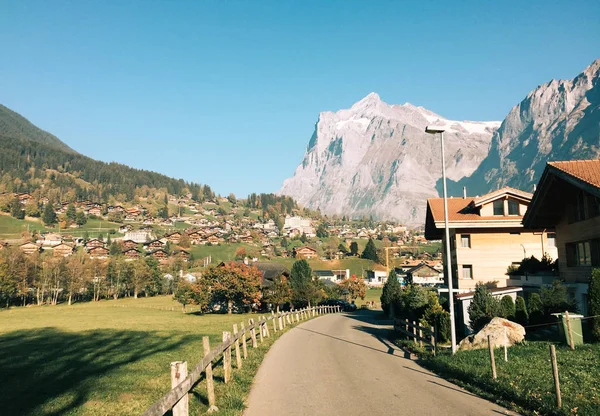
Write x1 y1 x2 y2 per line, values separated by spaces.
550 344 562 408
202 336 217 411
240 322 248 359
565 311 575 350
278 314 284 331
249 319 258 348
488 335 497 380
405 319 409 340
296 311 299 322
223 332 232 383
312 307 315 317
412 321 418 344
430 326 436 356
418 326 423 348
286 313 291 325
258 318 264 343
265 317 270 338
233 324 242 369
273 315 278 333
170 361 189 416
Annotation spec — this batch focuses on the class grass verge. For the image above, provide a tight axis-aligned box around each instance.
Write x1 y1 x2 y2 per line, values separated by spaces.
396 339 600 416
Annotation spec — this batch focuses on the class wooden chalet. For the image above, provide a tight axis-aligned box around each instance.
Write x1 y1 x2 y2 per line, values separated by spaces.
19 242 41 255
85 239 104 250
87 207 103 216
147 249 168 260
107 205 125 213
89 246 110 259
144 239 165 250
293 246 318 260
207 235 219 244
15 192 32 204
123 248 141 259
173 250 190 261
122 240 138 249
166 232 182 244
52 243 75 257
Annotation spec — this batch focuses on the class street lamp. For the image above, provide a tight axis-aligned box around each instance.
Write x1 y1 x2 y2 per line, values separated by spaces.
425 125 457 354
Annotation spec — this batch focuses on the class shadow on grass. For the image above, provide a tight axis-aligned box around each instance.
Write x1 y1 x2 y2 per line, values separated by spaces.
0 327 194 416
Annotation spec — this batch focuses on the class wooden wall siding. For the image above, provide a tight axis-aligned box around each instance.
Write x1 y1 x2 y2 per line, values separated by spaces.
556 212 600 284
447 229 555 291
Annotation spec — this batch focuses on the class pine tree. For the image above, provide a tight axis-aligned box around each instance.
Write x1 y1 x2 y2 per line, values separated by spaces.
361 238 379 262
66 203 76 223
381 270 401 317
515 295 529 326
588 269 600 341
499 295 516 320
289 260 314 307
42 203 57 225
350 242 359 256
10 198 25 219
468 283 500 332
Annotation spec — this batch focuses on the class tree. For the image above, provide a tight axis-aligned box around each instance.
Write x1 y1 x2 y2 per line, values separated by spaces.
540 280 576 317
42 203 57 225
468 283 500 332
204 262 262 314
289 259 314 307
528 293 544 325
589 269 600 341
499 295 516 320
227 193 237 205
264 274 291 312
75 211 87 226
381 269 401 317
65 252 89 305
361 238 379 262
179 233 191 248
349 242 359 256
234 247 247 260
274 216 284 233
66 203 77 223
174 279 211 313
131 258 151 298
338 243 349 255
157 206 169 219
316 223 329 238
515 295 529 326
340 274 367 302
10 198 25 220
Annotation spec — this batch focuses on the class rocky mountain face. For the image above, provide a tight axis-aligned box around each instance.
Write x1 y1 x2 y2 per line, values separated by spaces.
452 58 600 196
279 93 500 224
280 59 600 224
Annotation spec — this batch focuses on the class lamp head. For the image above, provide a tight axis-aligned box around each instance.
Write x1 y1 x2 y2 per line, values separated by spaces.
425 126 446 134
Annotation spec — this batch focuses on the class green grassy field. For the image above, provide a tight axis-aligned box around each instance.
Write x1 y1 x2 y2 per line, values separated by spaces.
189 243 256 264
355 287 382 308
421 341 600 415
0 213 46 237
0 214 123 240
0 296 277 415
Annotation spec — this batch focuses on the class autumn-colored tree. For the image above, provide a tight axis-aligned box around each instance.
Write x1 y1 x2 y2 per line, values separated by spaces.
204 262 262 314
179 233 191 248
65 251 89 305
264 274 292 312
235 247 247 260
174 278 211 313
131 258 152 298
340 274 367 301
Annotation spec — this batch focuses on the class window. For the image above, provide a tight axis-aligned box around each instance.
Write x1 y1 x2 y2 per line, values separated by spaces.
461 234 471 248
548 233 556 247
566 239 600 266
462 265 473 279
569 191 600 223
493 200 504 216
508 200 520 215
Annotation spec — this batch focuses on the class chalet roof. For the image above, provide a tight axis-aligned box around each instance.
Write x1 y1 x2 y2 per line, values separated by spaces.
549 160 600 188
406 263 439 275
294 246 317 253
472 187 532 207
89 246 109 252
122 248 141 254
254 262 290 283
523 160 600 228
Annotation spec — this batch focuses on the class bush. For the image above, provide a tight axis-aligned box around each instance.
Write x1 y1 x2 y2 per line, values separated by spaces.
499 295 516 320
381 270 401 317
540 280 577 317
515 295 528 326
589 269 600 341
468 283 500 332
528 293 544 325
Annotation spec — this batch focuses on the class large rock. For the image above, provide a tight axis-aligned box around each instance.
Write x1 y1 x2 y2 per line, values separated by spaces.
458 317 525 351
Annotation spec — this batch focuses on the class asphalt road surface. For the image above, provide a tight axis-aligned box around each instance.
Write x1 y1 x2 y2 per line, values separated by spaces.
244 309 517 416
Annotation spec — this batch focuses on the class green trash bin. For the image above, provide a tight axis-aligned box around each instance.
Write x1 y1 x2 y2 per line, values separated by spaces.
552 313 584 346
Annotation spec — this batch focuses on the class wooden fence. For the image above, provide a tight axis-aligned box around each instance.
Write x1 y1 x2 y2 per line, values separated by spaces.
143 304 342 416
393 318 437 356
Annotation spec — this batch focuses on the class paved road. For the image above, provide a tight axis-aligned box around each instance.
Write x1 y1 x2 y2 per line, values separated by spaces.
244 310 517 416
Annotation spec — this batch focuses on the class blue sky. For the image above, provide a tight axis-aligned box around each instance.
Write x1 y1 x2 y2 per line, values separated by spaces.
1 1 599 197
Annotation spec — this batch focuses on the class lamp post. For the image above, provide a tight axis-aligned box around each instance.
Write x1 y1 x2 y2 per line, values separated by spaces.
425 126 457 354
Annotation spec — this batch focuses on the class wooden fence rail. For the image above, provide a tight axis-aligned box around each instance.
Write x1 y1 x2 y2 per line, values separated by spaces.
143 305 341 416
393 318 437 355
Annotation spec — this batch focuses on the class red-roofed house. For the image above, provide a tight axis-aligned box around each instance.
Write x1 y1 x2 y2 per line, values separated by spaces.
523 160 600 314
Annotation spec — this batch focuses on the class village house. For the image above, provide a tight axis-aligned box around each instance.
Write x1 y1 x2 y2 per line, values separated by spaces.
405 263 444 286
365 269 388 287
86 206 103 217
89 246 110 259
52 243 75 257
165 231 182 244
293 246 318 260
147 249 168 261
173 249 190 262
15 192 32 204
85 239 104 250
123 248 141 259
124 230 153 243
107 205 125 213
122 239 138 249
425 187 557 334
119 224 133 233
144 239 165 251
522 160 600 315
314 269 350 283
37 233 63 247
19 242 41 255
